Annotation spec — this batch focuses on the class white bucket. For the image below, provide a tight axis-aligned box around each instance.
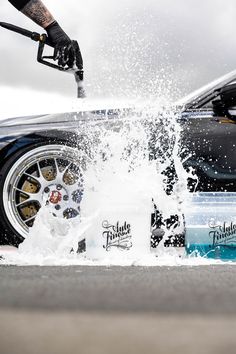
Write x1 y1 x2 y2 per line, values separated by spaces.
82 198 152 260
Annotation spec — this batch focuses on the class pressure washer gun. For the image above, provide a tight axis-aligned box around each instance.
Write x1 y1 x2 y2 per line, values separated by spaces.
0 22 85 98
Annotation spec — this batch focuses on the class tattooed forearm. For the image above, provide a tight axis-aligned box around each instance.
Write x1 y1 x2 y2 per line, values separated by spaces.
21 0 55 28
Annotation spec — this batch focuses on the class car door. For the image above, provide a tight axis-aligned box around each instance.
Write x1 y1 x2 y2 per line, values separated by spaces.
180 87 236 192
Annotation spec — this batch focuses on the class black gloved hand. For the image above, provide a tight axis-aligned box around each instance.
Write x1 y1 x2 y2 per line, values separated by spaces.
45 21 83 70
67 40 83 72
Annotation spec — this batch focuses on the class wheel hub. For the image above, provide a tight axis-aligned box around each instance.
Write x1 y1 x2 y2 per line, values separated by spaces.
49 190 62 204
42 182 79 217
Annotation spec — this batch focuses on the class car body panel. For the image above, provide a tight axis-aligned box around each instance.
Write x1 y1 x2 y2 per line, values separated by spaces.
181 113 236 190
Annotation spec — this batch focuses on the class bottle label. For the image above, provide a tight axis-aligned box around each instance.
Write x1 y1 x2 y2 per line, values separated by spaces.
209 221 236 247
102 220 132 251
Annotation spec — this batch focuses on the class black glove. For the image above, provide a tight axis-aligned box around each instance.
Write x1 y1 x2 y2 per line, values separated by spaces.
45 21 83 70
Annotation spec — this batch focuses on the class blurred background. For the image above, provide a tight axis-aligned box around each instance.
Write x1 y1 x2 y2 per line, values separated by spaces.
0 0 235 115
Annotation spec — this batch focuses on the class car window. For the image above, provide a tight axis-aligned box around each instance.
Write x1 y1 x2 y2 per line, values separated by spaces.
201 82 236 109
200 94 221 109
177 70 236 106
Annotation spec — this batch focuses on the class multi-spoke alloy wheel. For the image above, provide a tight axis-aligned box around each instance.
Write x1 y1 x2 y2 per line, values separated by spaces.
2 144 84 240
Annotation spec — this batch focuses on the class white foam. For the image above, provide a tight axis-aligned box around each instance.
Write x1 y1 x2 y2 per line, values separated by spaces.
0 102 228 266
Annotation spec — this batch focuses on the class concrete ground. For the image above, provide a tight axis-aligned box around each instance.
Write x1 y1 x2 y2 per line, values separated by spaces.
1 265 236 354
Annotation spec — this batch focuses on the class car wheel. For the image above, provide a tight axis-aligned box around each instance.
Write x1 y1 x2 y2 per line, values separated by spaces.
0 143 85 246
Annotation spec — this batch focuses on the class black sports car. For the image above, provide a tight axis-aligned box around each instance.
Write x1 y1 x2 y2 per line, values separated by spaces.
1 70 236 249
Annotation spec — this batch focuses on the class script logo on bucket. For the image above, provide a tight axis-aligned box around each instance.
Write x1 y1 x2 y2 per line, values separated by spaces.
102 220 132 251
209 221 236 246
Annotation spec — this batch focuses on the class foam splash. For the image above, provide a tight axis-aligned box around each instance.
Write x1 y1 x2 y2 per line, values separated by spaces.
0 102 226 266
